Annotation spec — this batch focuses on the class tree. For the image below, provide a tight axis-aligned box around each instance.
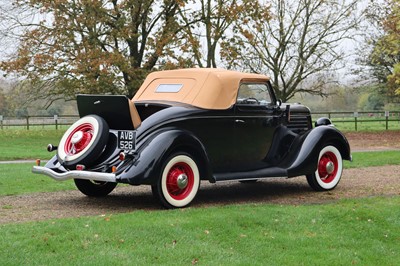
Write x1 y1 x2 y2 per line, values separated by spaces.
223 0 363 101
355 0 400 105
0 1 19 60
175 0 269 68
370 0 400 94
0 0 183 106
0 86 8 115
1 0 270 109
0 78 16 115
360 0 392 82
356 85 385 111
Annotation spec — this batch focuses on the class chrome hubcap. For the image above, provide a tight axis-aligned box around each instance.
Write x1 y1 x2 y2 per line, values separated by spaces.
326 161 335 175
177 174 188 189
71 131 84 144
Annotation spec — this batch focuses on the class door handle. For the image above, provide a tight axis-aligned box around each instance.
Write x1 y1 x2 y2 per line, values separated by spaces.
235 119 245 123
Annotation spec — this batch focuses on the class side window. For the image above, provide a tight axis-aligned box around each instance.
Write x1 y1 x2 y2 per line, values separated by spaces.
236 83 272 105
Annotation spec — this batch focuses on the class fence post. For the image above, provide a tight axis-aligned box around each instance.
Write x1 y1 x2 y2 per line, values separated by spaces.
54 115 59 130
26 116 30 130
0 115 3 130
354 112 358 131
385 111 389 130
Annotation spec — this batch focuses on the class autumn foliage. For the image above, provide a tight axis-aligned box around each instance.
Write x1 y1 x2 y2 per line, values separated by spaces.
369 0 400 95
383 0 400 94
1 0 184 98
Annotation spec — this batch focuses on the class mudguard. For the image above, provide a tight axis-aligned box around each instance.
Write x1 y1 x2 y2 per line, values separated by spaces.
285 125 351 177
117 129 212 185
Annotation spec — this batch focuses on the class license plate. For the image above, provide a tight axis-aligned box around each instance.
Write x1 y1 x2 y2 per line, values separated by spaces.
117 131 136 150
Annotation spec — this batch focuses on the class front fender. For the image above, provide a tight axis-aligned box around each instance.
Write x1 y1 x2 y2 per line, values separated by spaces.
118 129 212 185
286 125 351 177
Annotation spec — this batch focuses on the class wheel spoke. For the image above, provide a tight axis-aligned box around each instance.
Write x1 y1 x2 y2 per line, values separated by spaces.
167 186 181 195
67 143 76 156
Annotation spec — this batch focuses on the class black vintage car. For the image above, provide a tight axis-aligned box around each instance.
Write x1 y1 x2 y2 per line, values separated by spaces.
33 68 351 208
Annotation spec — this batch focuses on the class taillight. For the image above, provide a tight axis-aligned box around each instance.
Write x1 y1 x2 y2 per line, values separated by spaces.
76 164 86 171
119 152 126 161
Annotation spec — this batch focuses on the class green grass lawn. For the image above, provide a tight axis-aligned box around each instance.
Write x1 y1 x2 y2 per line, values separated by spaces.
0 163 75 196
0 130 63 160
0 196 399 265
345 150 400 168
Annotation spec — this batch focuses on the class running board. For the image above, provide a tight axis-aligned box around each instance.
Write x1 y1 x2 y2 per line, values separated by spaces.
214 167 288 182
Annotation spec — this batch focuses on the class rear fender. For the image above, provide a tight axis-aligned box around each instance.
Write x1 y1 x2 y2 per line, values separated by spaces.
286 125 351 177
118 129 212 185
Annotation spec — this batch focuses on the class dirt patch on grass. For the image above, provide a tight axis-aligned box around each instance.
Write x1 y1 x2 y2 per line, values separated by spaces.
1 131 399 224
346 131 400 151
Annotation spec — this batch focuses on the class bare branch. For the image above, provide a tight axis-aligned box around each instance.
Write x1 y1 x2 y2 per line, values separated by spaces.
227 0 364 101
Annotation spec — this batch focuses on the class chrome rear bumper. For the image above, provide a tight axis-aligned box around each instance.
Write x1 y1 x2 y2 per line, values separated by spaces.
32 166 117 182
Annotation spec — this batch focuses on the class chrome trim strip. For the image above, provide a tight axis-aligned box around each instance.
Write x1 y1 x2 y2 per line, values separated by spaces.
32 166 117 182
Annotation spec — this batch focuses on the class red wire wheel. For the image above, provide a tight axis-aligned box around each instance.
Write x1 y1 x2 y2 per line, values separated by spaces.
317 151 339 184
64 123 94 156
165 162 195 200
57 115 109 168
152 153 200 208
306 145 343 191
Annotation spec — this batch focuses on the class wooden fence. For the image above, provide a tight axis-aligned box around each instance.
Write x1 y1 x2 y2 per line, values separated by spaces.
311 111 400 131
0 115 79 130
0 111 400 131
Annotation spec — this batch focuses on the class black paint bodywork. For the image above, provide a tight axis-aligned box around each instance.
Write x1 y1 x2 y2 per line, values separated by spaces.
43 96 351 186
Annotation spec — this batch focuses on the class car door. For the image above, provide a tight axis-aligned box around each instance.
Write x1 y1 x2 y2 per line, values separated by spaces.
233 82 281 171
182 108 237 173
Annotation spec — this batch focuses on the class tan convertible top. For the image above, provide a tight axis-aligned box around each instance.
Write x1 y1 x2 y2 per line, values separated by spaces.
132 68 270 110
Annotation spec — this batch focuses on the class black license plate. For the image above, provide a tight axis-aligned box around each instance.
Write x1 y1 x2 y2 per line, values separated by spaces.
117 131 136 150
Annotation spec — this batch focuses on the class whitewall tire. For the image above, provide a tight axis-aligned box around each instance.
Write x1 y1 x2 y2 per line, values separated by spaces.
57 115 109 168
306 145 343 191
152 153 200 208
